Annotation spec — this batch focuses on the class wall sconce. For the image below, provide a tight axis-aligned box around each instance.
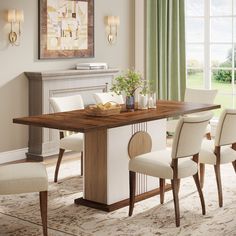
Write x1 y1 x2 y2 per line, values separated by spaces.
7 9 24 46
106 16 120 44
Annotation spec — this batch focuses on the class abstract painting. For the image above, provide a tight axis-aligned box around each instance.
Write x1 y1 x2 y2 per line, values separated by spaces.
39 0 94 59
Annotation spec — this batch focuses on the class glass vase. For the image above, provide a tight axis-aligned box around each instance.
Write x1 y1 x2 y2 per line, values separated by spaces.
126 96 135 111
148 92 157 109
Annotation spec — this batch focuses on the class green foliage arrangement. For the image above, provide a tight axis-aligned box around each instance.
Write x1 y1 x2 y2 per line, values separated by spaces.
111 70 143 97
140 79 156 95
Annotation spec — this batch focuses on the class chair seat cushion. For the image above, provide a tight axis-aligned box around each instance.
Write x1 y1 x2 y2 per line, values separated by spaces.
0 163 48 195
199 140 236 165
129 149 198 179
60 133 83 152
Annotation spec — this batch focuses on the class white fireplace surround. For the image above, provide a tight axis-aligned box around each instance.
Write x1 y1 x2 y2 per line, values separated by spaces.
24 68 119 160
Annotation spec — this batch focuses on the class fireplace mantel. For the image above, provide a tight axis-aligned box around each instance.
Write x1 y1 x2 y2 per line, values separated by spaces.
25 68 119 161
25 68 119 81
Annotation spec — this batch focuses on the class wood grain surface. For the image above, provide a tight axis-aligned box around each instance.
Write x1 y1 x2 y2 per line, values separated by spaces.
13 100 220 133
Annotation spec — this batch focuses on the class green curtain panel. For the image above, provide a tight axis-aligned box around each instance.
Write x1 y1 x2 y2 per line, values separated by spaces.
146 0 186 101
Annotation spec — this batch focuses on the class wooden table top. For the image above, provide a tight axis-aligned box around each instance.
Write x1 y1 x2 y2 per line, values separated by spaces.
13 100 220 133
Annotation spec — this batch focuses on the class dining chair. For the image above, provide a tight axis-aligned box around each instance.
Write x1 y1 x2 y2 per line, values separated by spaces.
93 92 124 104
167 88 218 139
0 163 48 236
128 113 213 227
199 109 236 207
50 94 84 182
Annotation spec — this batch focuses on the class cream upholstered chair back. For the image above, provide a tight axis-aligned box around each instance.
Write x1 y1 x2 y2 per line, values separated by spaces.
167 89 217 134
93 92 124 104
184 88 218 116
171 113 213 159
214 109 236 146
184 88 218 104
50 94 84 112
50 94 84 137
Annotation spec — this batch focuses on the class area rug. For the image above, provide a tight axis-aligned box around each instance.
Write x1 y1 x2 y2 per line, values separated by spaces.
0 159 235 236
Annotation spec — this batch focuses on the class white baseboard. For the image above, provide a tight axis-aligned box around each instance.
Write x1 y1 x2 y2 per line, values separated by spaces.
0 148 28 164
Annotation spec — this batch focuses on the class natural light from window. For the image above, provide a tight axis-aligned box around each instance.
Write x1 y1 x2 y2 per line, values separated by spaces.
185 0 236 116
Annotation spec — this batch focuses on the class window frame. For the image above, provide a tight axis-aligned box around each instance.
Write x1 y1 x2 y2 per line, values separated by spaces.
186 0 236 109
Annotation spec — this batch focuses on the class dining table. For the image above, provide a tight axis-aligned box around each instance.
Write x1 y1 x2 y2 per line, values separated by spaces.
13 100 220 212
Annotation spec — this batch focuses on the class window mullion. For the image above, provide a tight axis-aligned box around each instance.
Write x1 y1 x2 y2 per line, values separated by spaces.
204 0 211 89
232 0 235 107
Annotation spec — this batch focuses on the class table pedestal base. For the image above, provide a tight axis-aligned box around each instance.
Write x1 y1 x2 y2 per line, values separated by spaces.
74 184 172 212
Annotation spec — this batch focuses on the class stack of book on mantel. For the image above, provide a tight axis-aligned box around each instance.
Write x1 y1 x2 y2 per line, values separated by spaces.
76 63 108 70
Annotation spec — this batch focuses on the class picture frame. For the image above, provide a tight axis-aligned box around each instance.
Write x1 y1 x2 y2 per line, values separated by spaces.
38 0 94 59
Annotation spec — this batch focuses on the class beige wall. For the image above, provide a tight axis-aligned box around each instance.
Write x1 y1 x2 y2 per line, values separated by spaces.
0 0 135 152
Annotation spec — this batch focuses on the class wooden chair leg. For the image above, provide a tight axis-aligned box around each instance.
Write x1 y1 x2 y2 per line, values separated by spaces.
200 163 205 189
206 132 211 140
80 151 83 176
159 178 165 204
39 191 48 236
54 148 65 183
129 171 136 216
171 179 180 227
232 160 236 173
177 179 181 194
193 173 206 215
214 164 223 207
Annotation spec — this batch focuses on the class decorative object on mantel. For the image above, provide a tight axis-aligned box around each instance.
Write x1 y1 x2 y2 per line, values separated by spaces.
76 62 108 70
38 0 94 59
105 15 120 44
7 9 24 46
111 69 143 111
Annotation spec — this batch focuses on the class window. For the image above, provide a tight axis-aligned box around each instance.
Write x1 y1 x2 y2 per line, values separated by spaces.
186 0 236 116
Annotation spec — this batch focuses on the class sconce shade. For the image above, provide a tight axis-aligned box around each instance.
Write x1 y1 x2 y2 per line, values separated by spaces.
114 16 120 26
107 16 115 26
16 10 24 22
7 9 16 23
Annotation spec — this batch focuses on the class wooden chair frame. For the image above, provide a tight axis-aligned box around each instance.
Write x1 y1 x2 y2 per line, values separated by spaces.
200 144 236 207
39 191 48 236
129 154 205 227
54 131 83 182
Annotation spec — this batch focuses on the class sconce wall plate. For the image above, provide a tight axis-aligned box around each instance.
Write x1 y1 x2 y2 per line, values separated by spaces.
9 31 17 43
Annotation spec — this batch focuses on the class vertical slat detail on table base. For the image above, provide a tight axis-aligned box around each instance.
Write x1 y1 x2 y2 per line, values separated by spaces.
131 123 149 195
84 129 107 203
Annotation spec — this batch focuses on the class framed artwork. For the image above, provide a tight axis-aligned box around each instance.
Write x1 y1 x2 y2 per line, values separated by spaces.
38 0 94 59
